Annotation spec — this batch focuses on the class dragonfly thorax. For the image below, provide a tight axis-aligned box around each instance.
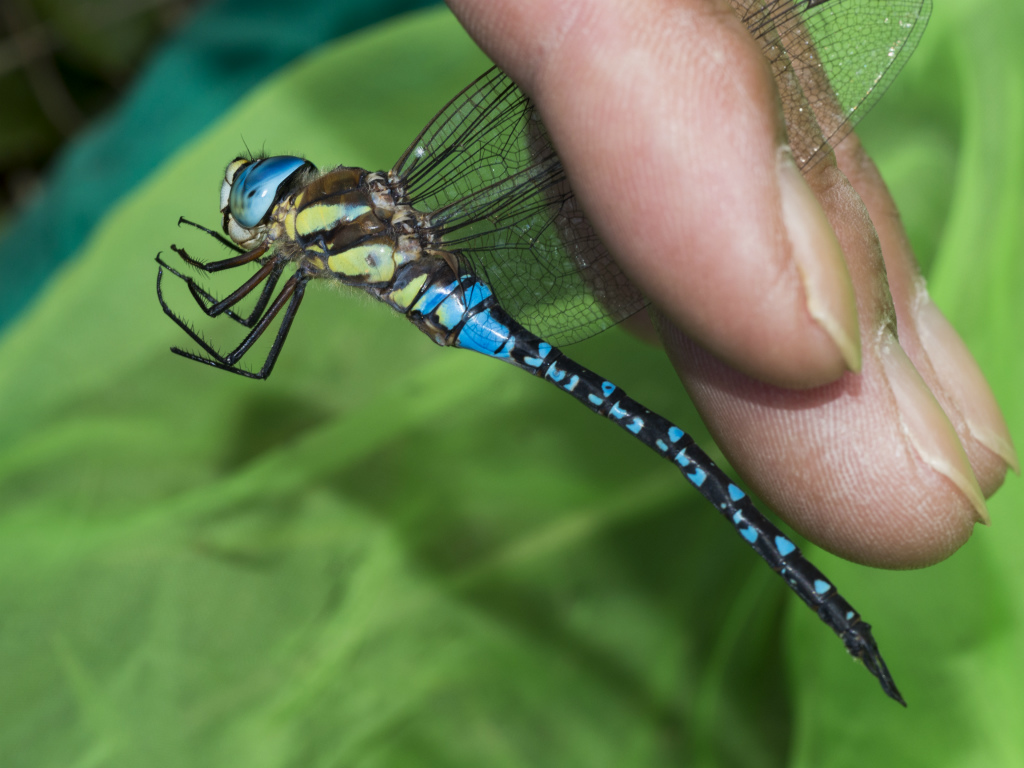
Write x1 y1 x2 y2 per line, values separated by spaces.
262 165 429 288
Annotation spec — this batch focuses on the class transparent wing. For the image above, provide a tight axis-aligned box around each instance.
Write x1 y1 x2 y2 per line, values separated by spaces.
392 68 641 346
391 0 931 345
739 0 932 168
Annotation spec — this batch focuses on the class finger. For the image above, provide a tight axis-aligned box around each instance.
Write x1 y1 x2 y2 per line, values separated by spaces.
833 135 1019 492
447 0 862 389
660 154 990 569
448 0 996 566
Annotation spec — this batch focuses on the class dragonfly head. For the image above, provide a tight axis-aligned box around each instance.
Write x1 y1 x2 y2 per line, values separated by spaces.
221 155 316 247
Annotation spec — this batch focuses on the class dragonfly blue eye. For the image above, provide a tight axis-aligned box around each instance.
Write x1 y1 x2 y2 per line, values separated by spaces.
229 156 308 228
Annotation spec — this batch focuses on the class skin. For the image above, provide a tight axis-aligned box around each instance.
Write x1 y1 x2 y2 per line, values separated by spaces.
446 0 1017 569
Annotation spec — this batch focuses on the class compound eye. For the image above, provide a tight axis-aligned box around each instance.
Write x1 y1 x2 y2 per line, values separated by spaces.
228 156 308 228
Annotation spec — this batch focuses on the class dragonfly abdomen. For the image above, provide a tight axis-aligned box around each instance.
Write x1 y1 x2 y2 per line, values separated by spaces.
398 268 905 703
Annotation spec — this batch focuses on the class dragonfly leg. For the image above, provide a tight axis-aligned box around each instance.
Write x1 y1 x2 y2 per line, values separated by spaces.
177 216 245 254
157 263 309 379
170 238 269 273
157 250 285 327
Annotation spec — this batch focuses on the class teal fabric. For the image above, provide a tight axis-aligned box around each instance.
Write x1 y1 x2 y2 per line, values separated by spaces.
0 0 436 329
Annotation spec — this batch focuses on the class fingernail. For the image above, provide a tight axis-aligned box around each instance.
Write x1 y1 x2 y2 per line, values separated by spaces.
777 147 862 373
917 296 1020 474
878 334 991 525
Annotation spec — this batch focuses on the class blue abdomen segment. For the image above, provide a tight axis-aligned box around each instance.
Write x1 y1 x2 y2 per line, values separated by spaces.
456 309 514 358
407 274 516 358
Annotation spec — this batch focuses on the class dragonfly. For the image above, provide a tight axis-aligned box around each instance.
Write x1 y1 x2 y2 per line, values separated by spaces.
156 0 932 704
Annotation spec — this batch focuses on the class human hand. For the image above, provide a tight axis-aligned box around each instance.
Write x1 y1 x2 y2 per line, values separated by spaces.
447 0 1017 568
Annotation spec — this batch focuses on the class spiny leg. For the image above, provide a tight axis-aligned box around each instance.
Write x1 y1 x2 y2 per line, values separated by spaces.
156 262 242 359
158 265 309 379
158 250 285 327
235 276 309 380
177 216 245 254
171 237 269 274
156 255 258 327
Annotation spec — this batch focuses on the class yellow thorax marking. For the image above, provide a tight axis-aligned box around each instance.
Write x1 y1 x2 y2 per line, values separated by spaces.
327 242 398 283
388 273 429 309
295 201 371 237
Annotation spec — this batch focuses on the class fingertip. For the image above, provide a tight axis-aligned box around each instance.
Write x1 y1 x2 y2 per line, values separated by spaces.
777 147 861 373
834 135 1019 488
877 334 990 528
916 296 1020 480
660 322 985 570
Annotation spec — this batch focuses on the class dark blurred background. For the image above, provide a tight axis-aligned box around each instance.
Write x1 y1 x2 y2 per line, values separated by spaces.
0 0 202 232
0 0 435 329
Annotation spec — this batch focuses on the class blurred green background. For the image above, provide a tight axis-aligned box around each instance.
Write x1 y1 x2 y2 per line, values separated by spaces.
0 1 1022 766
